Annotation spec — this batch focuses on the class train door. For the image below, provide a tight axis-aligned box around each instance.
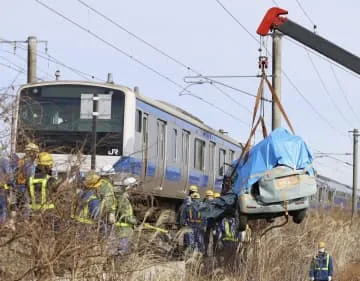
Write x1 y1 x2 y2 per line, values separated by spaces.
208 142 216 188
182 130 190 191
157 119 167 187
141 114 149 182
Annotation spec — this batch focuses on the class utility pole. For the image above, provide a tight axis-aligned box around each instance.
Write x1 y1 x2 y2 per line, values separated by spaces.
27 36 37 83
351 128 359 219
91 94 99 170
272 30 282 130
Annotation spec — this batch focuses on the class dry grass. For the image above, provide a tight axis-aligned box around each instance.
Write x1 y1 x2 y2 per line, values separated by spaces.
0 205 359 281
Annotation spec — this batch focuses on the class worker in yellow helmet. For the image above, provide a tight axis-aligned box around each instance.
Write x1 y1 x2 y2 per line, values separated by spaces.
310 242 334 281
182 192 204 254
10 142 40 225
72 171 102 226
176 185 199 227
203 190 214 203
82 169 116 238
213 192 221 198
27 152 57 212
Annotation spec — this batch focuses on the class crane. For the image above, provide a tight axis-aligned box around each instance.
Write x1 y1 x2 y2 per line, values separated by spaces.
257 7 360 75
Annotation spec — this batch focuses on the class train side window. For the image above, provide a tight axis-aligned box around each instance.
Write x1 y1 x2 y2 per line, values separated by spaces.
182 130 190 162
318 188 323 202
157 120 166 158
219 148 226 176
135 109 142 132
142 114 148 145
194 138 205 170
172 128 178 160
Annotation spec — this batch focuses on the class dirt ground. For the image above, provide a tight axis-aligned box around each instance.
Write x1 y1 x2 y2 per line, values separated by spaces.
337 262 360 281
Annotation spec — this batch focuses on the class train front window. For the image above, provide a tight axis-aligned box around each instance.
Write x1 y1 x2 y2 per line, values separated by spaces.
18 85 125 155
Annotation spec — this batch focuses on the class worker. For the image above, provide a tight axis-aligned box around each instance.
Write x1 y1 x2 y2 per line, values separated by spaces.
28 152 57 212
310 242 334 281
176 185 199 227
216 216 240 268
183 192 204 254
72 178 101 226
0 155 15 226
13 143 39 216
108 176 137 259
203 190 214 202
95 168 117 238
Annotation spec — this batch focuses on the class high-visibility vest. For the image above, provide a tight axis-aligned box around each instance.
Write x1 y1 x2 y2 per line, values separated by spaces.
314 253 330 270
29 175 55 210
188 205 201 223
114 197 134 228
72 194 98 225
223 219 238 242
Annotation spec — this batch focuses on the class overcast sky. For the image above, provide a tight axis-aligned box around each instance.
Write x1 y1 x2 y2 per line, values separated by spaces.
1 0 359 186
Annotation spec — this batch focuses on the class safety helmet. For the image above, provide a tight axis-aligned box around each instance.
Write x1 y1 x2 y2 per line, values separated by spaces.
25 143 39 153
84 171 101 189
205 190 214 197
213 192 221 198
38 152 53 166
189 185 199 193
190 192 200 199
100 164 116 176
318 241 326 249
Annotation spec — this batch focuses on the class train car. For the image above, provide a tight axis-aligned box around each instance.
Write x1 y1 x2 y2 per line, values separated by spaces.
313 175 360 210
13 80 242 201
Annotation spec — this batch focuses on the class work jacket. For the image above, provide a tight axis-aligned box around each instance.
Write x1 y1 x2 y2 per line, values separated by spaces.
72 190 101 224
310 252 333 281
28 172 56 210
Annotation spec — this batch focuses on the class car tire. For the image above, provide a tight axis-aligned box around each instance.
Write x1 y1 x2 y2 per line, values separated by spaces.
292 209 307 224
238 213 248 231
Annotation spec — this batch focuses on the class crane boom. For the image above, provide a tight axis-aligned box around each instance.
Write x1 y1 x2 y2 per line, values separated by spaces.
257 7 360 75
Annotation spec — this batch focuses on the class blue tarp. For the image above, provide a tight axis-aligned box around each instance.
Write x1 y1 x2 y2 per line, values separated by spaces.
233 128 314 194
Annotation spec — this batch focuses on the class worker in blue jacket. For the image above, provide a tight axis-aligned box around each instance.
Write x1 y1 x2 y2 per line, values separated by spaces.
184 192 204 254
310 242 334 281
0 155 15 225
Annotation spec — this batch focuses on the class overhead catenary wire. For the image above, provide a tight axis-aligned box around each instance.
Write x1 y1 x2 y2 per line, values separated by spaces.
214 0 348 138
0 36 103 81
34 0 248 124
76 0 260 110
284 37 360 127
294 0 316 28
329 64 360 125
304 49 354 128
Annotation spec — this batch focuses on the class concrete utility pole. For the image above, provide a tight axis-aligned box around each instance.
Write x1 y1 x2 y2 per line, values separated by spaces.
27 36 37 83
272 30 282 131
351 128 359 219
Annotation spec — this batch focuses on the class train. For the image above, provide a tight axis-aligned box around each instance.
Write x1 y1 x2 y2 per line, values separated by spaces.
14 79 241 202
13 79 360 217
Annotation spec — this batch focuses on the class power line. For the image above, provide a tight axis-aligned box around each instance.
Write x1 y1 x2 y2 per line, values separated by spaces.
76 0 201 75
329 64 360 125
214 0 259 43
34 0 247 124
0 36 103 81
294 0 316 28
304 49 354 128
285 37 360 127
76 0 260 109
213 1 347 137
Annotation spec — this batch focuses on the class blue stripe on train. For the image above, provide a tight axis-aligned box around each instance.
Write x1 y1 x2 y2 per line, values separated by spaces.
165 166 181 181
113 156 156 177
189 171 209 188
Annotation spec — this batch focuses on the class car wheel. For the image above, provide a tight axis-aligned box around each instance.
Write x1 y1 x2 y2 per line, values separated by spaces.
238 213 248 231
292 209 307 224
